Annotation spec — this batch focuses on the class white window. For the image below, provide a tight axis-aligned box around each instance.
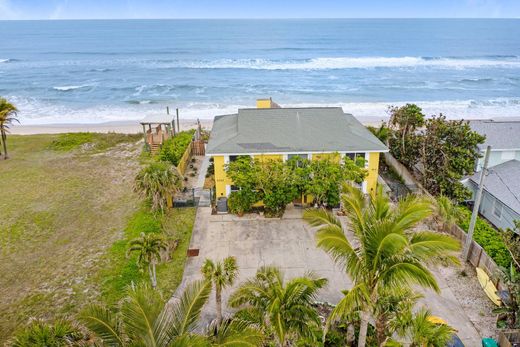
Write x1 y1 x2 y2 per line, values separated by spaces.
493 199 502 219
501 151 515 160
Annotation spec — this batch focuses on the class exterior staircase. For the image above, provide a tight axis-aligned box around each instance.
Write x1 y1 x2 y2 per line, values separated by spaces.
150 143 160 155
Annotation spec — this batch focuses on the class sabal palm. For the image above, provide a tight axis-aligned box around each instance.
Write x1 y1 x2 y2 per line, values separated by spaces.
398 308 455 347
80 281 211 346
0 97 19 159
127 232 167 289
82 282 263 347
303 184 460 347
228 266 327 347
206 318 264 346
201 257 239 325
134 161 182 211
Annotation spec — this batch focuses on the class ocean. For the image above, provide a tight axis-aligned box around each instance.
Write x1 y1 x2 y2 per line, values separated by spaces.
0 19 519 124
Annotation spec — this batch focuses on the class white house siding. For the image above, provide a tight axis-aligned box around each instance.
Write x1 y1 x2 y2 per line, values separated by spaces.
466 181 520 231
476 150 520 170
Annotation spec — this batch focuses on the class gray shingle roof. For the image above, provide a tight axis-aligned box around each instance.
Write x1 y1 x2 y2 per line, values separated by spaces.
206 107 388 155
469 120 520 150
468 159 520 214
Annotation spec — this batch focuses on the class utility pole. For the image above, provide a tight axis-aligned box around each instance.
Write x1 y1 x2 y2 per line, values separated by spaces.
463 145 491 261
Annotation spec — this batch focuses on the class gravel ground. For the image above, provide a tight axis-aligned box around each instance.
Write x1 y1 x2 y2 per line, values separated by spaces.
439 261 498 340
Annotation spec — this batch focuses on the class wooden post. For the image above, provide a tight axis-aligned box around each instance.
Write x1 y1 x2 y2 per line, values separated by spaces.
142 123 149 151
176 108 180 133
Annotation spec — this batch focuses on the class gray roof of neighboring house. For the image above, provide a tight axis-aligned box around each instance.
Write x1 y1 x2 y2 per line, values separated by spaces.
467 159 520 214
206 107 388 155
469 119 520 151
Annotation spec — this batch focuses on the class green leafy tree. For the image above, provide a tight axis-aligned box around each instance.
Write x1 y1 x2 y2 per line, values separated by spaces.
387 104 425 167
134 161 183 211
418 115 485 201
367 123 390 144
201 257 239 325
81 281 211 346
127 232 167 289
255 159 299 217
10 319 88 347
303 185 460 347
228 266 327 347
0 97 19 160
159 130 195 165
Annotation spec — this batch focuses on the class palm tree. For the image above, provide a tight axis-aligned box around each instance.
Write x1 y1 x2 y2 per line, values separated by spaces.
303 185 460 347
206 318 264 346
396 308 455 347
127 232 167 289
201 257 239 325
228 266 327 347
0 98 19 160
80 281 211 346
134 161 183 211
431 195 463 232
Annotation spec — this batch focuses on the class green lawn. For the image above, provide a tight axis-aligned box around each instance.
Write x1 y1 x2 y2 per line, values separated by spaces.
0 134 196 342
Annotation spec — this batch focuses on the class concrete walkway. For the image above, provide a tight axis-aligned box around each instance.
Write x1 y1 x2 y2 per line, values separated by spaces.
174 206 481 345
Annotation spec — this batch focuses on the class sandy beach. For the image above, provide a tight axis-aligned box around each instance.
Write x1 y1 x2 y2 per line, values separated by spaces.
10 119 216 135
10 115 388 135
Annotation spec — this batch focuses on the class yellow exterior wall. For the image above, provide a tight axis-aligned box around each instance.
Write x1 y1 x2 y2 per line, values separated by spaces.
366 152 380 197
212 152 381 199
256 99 273 109
214 156 233 199
254 154 283 162
312 152 341 162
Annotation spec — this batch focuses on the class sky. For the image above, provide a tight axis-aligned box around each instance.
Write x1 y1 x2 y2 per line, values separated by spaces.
1 0 520 20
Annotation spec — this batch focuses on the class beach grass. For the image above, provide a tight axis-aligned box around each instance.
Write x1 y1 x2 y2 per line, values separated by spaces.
0 134 196 342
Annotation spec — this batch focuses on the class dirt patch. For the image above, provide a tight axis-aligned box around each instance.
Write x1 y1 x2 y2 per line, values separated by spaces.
439 261 498 339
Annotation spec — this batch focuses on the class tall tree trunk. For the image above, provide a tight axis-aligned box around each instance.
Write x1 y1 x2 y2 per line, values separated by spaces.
375 314 388 346
346 324 355 346
1 130 7 160
216 285 222 325
357 311 369 347
149 262 157 289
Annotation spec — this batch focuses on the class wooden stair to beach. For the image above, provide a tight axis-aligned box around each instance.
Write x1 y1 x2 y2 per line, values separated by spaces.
150 143 160 155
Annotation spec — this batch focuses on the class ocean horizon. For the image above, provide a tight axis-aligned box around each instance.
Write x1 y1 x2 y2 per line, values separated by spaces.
1 18 520 125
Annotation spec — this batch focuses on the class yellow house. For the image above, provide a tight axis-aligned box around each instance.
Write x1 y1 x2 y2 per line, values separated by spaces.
206 99 388 201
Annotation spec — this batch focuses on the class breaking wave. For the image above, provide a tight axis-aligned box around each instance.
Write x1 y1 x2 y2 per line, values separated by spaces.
53 85 91 91
159 56 520 70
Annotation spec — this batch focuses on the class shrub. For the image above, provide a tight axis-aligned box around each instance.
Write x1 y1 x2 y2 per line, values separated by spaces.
457 207 512 268
48 132 94 151
158 130 194 166
134 161 183 211
10 319 88 346
228 190 256 216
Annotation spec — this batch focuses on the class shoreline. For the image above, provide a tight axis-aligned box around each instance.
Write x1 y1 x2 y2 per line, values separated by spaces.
9 116 390 135
10 114 515 135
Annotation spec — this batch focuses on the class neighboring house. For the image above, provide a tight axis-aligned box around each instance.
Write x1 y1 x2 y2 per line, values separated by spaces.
470 119 520 170
206 99 388 202
463 160 520 232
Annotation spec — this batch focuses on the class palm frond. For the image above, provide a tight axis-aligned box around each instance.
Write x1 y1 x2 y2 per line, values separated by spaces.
121 284 164 345
170 280 212 336
79 304 125 346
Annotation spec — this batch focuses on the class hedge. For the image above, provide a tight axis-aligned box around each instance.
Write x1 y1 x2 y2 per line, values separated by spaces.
457 207 512 268
158 130 194 166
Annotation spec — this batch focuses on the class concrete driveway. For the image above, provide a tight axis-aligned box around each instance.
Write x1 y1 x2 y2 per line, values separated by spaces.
175 206 481 345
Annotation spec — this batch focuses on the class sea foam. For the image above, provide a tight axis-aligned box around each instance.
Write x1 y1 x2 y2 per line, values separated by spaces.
173 56 520 70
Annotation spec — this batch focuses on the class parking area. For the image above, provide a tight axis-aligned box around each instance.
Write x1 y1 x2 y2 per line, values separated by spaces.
174 206 482 345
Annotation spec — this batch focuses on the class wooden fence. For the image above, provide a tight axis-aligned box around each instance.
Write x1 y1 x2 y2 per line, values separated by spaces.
384 152 506 291
177 142 192 176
